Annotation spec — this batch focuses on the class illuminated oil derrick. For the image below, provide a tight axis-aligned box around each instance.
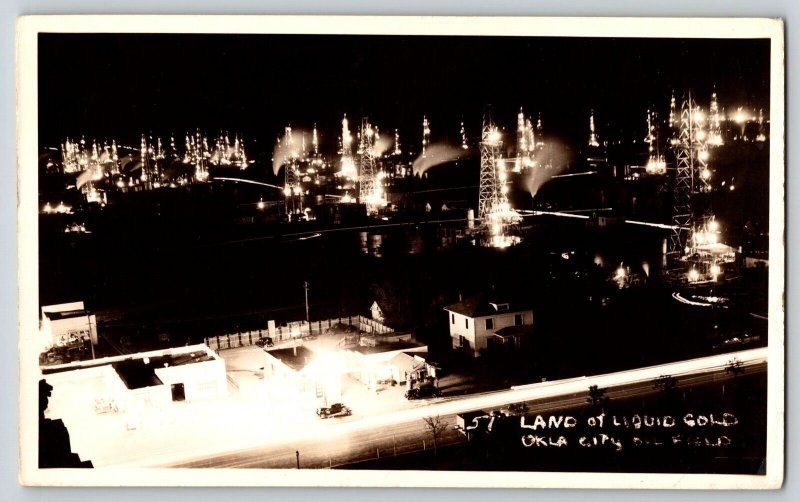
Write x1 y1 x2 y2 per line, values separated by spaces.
193 130 209 182
479 112 520 248
645 109 666 174
460 121 468 150
756 109 767 142
535 113 544 151
670 91 713 259
358 117 383 214
283 126 301 215
139 134 152 184
340 114 356 178
393 128 401 155
708 90 723 146
422 116 430 158
110 140 120 175
588 109 600 147
235 134 248 168
478 113 503 221
668 91 679 146
311 124 323 167
515 108 536 171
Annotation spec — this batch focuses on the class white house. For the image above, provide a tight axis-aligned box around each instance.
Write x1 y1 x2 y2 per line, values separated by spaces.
369 301 386 323
443 293 534 357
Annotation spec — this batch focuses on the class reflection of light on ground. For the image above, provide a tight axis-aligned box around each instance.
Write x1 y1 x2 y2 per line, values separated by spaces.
671 292 729 308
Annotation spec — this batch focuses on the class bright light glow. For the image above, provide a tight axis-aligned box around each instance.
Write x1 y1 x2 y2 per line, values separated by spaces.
257 199 265 210
696 130 707 141
734 108 747 124
688 269 701 282
693 110 705 123
710 264 721 276
699 150 710 162
701 168 711 180
707 220 719 232
283 187 291 196
615 267 626 280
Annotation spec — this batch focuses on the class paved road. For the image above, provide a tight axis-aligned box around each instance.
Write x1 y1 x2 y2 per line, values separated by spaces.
167 348 767 469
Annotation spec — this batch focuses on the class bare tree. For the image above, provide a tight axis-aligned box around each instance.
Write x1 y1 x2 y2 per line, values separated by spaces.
587 384 610 411
652 375 678 393
725 357 745 377
422 415 449 457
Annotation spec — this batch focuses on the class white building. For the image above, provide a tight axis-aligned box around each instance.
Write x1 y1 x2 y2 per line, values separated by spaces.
40 301 98 351
443 294 534 357
42 344 228 418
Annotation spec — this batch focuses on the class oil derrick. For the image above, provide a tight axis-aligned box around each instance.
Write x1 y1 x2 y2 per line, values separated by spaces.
312 124 323 167
358 117 379 213
340 114 356 178
421 116 430 158
670 91 712 257
283 126 301 215
478 112 503 221
460 121 468 150
588 109 600 147
708 89 723 146
516 107 535 170
645 109 666 174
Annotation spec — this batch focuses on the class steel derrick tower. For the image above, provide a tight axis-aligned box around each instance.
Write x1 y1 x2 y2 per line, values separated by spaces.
358 117 379 213
670 91 712 257
283 126 301 215
478 113 504 221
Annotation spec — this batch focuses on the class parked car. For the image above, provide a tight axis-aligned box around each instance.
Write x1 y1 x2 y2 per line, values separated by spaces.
405 384 442 400
255 337 274 348
316 403 352 419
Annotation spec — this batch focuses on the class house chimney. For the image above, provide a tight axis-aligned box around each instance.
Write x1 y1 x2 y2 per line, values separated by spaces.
293 345 297 357
458 293 463 302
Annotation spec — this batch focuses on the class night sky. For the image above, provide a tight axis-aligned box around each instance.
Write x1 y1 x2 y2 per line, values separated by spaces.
38 33 770 153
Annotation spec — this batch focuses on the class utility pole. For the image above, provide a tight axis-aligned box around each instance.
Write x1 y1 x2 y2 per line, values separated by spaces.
304 281 310 325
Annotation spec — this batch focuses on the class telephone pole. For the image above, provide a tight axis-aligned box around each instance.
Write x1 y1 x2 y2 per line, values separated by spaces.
304 281 310 325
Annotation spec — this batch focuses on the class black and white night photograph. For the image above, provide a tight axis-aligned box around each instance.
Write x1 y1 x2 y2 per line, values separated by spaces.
16 16 784 488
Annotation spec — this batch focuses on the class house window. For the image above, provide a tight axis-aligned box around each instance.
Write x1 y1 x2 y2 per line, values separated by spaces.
514 314 523 326
459 335 467 347
451 313 455 325
465 318 469 329
485 318 494 330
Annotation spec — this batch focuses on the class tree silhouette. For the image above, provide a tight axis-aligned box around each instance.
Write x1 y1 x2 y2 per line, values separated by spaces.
422 415 449 457
587 384 610 411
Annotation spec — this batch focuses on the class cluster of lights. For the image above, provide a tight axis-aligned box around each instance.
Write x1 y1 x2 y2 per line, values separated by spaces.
42 202 72 214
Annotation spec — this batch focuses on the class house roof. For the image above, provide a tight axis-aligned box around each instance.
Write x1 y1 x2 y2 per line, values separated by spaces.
443 292 531 318
350 339 424 355
266 346 314 371
43 309 88 321
387 352 419 375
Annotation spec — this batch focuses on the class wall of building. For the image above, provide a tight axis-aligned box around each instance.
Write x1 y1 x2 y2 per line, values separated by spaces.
472 310 534 354
447 311 476 353
449 310 533 356
155 356 227 401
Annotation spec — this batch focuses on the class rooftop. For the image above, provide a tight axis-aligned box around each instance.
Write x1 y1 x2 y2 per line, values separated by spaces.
444 292 531 318
266 346 314 371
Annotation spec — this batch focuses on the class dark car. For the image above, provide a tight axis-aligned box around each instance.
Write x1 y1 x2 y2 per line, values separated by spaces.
255 337 274 348
405 385 442 400
316 403 352 419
